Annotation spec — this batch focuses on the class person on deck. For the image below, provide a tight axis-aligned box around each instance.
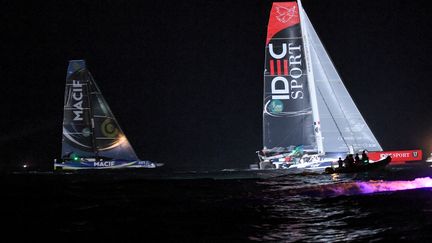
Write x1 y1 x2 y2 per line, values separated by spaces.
343 155 351 168
362 150 369 164
348 154 355 167
354 153 361 166
337 157 343 168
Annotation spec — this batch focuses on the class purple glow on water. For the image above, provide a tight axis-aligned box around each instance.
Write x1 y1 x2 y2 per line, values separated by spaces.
356 177 432 194
271 177 432 197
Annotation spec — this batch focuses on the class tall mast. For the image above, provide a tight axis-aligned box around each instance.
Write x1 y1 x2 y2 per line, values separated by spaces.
298 0 324 154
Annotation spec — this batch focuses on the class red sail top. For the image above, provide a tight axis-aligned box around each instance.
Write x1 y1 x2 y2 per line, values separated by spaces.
266 2 300 45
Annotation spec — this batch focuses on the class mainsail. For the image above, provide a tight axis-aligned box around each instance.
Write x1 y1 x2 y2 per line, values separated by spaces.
263 2 317 153
262 1 382 155
61 60 139 161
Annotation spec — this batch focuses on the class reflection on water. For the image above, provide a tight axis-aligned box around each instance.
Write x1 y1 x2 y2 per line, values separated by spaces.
356 177 432 194
3 165 432 241
250 171 432 242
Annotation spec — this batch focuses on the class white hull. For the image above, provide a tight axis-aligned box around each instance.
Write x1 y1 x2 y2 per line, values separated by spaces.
258 155 337 172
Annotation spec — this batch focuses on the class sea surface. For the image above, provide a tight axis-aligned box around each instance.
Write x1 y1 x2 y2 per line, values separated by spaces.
2 164 432 242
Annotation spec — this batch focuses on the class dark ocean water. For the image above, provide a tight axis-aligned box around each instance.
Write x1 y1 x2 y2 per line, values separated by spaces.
2 164 432 242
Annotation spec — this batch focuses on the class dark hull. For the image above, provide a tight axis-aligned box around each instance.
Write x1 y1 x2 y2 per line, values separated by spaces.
325 156 391 174
54 160 156 170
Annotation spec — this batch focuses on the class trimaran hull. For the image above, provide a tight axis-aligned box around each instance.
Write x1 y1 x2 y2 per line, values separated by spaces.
54 160 157 170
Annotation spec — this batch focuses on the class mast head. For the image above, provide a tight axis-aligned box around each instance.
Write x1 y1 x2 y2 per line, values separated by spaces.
67 60 86 77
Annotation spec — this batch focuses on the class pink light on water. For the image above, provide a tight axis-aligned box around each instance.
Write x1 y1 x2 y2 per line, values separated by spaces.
280 177 432 197
355 177 432 194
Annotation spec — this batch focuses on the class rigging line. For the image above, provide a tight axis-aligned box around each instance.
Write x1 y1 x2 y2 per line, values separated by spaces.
312 55 359 147
316 86 349 150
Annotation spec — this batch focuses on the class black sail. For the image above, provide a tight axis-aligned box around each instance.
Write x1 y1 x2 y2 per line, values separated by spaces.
61 60 139 161
263 2 316 153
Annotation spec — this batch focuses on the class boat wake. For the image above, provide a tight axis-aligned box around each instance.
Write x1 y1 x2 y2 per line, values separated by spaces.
264 177 432 197
353 177 432 194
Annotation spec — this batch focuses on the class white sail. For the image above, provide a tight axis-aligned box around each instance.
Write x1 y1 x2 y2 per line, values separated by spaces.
300 7 382 153
297 0 324 154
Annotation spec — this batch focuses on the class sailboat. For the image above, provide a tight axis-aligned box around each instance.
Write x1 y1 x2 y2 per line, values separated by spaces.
54 60 160 170
258 0 384 171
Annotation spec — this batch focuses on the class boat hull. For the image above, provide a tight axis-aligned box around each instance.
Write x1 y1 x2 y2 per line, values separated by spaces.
258 152 345 171
324 156 391 174
368 150 422 164
54 160 156 170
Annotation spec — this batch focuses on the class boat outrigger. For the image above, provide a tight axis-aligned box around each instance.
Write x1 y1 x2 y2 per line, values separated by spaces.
54 60 160 170
258 0 385 171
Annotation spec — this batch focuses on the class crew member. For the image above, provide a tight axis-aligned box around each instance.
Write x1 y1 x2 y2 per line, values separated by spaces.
354 153 361 166
362 150 369 163
337 157 343 168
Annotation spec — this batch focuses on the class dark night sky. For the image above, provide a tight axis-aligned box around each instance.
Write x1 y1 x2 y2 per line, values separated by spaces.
2 0 432 171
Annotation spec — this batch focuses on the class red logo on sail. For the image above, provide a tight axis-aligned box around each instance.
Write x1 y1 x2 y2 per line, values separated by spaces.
275 5 297 24
266 2 300 45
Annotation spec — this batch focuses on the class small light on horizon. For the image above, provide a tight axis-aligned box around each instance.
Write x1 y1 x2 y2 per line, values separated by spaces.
23 164 28 168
